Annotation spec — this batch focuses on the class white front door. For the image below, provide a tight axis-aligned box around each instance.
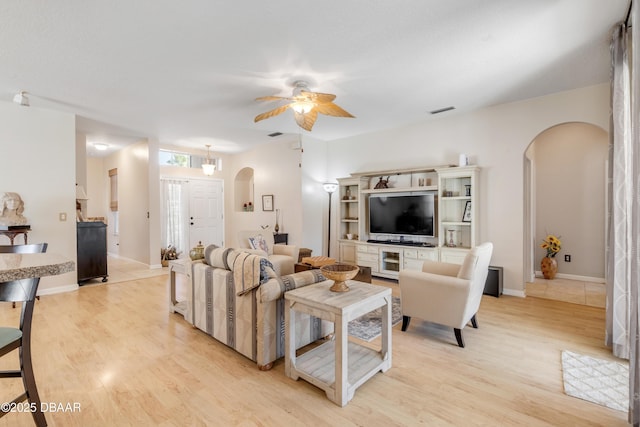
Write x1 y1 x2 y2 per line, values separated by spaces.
188 178 224 248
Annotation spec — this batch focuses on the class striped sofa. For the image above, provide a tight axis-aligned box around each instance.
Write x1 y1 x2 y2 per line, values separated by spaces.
189 254 333 370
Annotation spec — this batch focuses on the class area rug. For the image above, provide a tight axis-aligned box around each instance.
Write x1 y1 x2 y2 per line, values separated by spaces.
348 296 401 342
561 350 628 412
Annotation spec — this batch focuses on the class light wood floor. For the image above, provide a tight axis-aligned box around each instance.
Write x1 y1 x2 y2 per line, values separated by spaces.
0 267 627 426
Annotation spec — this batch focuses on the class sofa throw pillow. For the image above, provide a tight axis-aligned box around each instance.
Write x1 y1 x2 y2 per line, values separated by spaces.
248 235 269 254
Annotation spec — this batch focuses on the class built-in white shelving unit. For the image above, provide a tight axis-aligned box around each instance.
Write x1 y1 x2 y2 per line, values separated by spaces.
336 165 481 278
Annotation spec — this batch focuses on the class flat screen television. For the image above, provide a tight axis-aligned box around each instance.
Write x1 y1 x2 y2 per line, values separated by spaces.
368 192 436 237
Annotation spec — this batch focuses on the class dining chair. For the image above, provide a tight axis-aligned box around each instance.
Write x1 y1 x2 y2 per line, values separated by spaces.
0 242 48 426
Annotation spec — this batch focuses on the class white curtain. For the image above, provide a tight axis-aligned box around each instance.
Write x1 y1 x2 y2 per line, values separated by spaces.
160 178 189 257
606 3 640 423
607 21 631 360
631 3 640 423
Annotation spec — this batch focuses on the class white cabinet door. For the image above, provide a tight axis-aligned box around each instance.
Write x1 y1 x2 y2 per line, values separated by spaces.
339 242 357 264
439 248 468 265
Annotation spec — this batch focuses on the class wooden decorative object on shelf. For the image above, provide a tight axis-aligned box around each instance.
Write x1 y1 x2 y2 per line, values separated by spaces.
374 176 390 189
301 256 335 268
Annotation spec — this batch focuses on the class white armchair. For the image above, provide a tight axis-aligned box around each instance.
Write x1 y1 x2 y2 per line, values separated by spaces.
398 242 493 347
237 230 299 276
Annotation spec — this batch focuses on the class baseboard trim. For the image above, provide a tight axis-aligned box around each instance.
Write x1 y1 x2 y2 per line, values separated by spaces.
534 271 604 284
503 289 526 298
108 253 157 270
37 283 79 296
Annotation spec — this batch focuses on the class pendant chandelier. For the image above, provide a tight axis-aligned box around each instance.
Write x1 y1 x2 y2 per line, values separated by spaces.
202 144 215 176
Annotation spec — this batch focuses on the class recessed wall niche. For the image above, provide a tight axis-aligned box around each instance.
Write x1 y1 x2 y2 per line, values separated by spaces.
234 167 254 212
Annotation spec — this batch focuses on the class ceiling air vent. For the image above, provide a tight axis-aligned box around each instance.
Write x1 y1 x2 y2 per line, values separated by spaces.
429 106 455 115
268 132 283 137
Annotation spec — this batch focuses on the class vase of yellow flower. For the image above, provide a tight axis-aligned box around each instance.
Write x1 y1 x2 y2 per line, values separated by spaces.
540 234 562 279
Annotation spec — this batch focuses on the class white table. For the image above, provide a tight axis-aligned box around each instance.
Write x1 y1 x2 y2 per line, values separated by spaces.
284 280 392 407
168 258 194 316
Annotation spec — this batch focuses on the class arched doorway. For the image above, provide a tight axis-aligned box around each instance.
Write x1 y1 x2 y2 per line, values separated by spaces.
523 122 608 286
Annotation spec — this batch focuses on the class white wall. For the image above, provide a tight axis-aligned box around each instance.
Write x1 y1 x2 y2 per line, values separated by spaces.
0 102 78 292
148 138 161 267
533 123 608 278
299 134 330 257
321 83 610 295
227 137 304 249
103 140 150 264
75 132 88 215
86 156 108 218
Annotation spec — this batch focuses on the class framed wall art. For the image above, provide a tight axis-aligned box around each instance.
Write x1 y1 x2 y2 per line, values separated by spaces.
262 194 274 211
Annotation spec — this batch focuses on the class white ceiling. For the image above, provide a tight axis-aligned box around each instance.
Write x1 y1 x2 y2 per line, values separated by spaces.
0 1 629 156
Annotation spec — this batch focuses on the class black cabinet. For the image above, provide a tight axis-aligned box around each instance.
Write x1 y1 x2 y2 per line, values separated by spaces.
274 233 288 245
483 266 503 297
77 221 108 283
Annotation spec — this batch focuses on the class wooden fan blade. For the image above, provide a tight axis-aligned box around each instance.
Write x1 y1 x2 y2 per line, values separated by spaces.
255 95 291 102
314 102 355 118
294 110 317 131
300 91 336 103
254 104 291 122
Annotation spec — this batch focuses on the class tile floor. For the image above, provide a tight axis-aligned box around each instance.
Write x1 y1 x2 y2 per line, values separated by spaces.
79 255 168 286
526 277 606 308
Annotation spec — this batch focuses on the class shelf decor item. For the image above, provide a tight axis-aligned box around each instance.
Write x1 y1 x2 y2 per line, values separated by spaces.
321 263 359 292
189 241 205 260
540 234 562 279
447 229 456 247
374 176 390 189
161 245 180 267
462 201 472 222
541 257 558 280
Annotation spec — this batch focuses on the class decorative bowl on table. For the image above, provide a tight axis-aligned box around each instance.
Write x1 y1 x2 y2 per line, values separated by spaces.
320 264 359 292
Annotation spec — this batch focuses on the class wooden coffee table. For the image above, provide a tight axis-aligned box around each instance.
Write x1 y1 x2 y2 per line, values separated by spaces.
284 279 392 407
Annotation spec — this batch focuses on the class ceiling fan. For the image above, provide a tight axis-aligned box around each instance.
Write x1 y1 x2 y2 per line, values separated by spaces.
254 80 354 131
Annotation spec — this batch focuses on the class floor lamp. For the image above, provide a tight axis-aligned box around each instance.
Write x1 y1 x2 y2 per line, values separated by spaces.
323 182 338 257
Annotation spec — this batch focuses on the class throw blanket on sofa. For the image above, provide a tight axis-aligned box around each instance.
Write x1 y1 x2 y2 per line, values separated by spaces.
228 250 273 296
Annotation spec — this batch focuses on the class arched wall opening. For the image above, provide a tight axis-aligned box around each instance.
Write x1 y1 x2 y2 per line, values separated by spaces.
523 122 608 285
234 167 254 212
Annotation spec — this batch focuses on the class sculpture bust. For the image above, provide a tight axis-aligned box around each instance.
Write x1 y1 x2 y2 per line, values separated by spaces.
0 192 28 226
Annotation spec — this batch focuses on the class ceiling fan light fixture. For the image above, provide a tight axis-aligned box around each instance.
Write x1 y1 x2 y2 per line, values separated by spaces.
291 101 314 114
202 144 216 176
254 79 354 132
